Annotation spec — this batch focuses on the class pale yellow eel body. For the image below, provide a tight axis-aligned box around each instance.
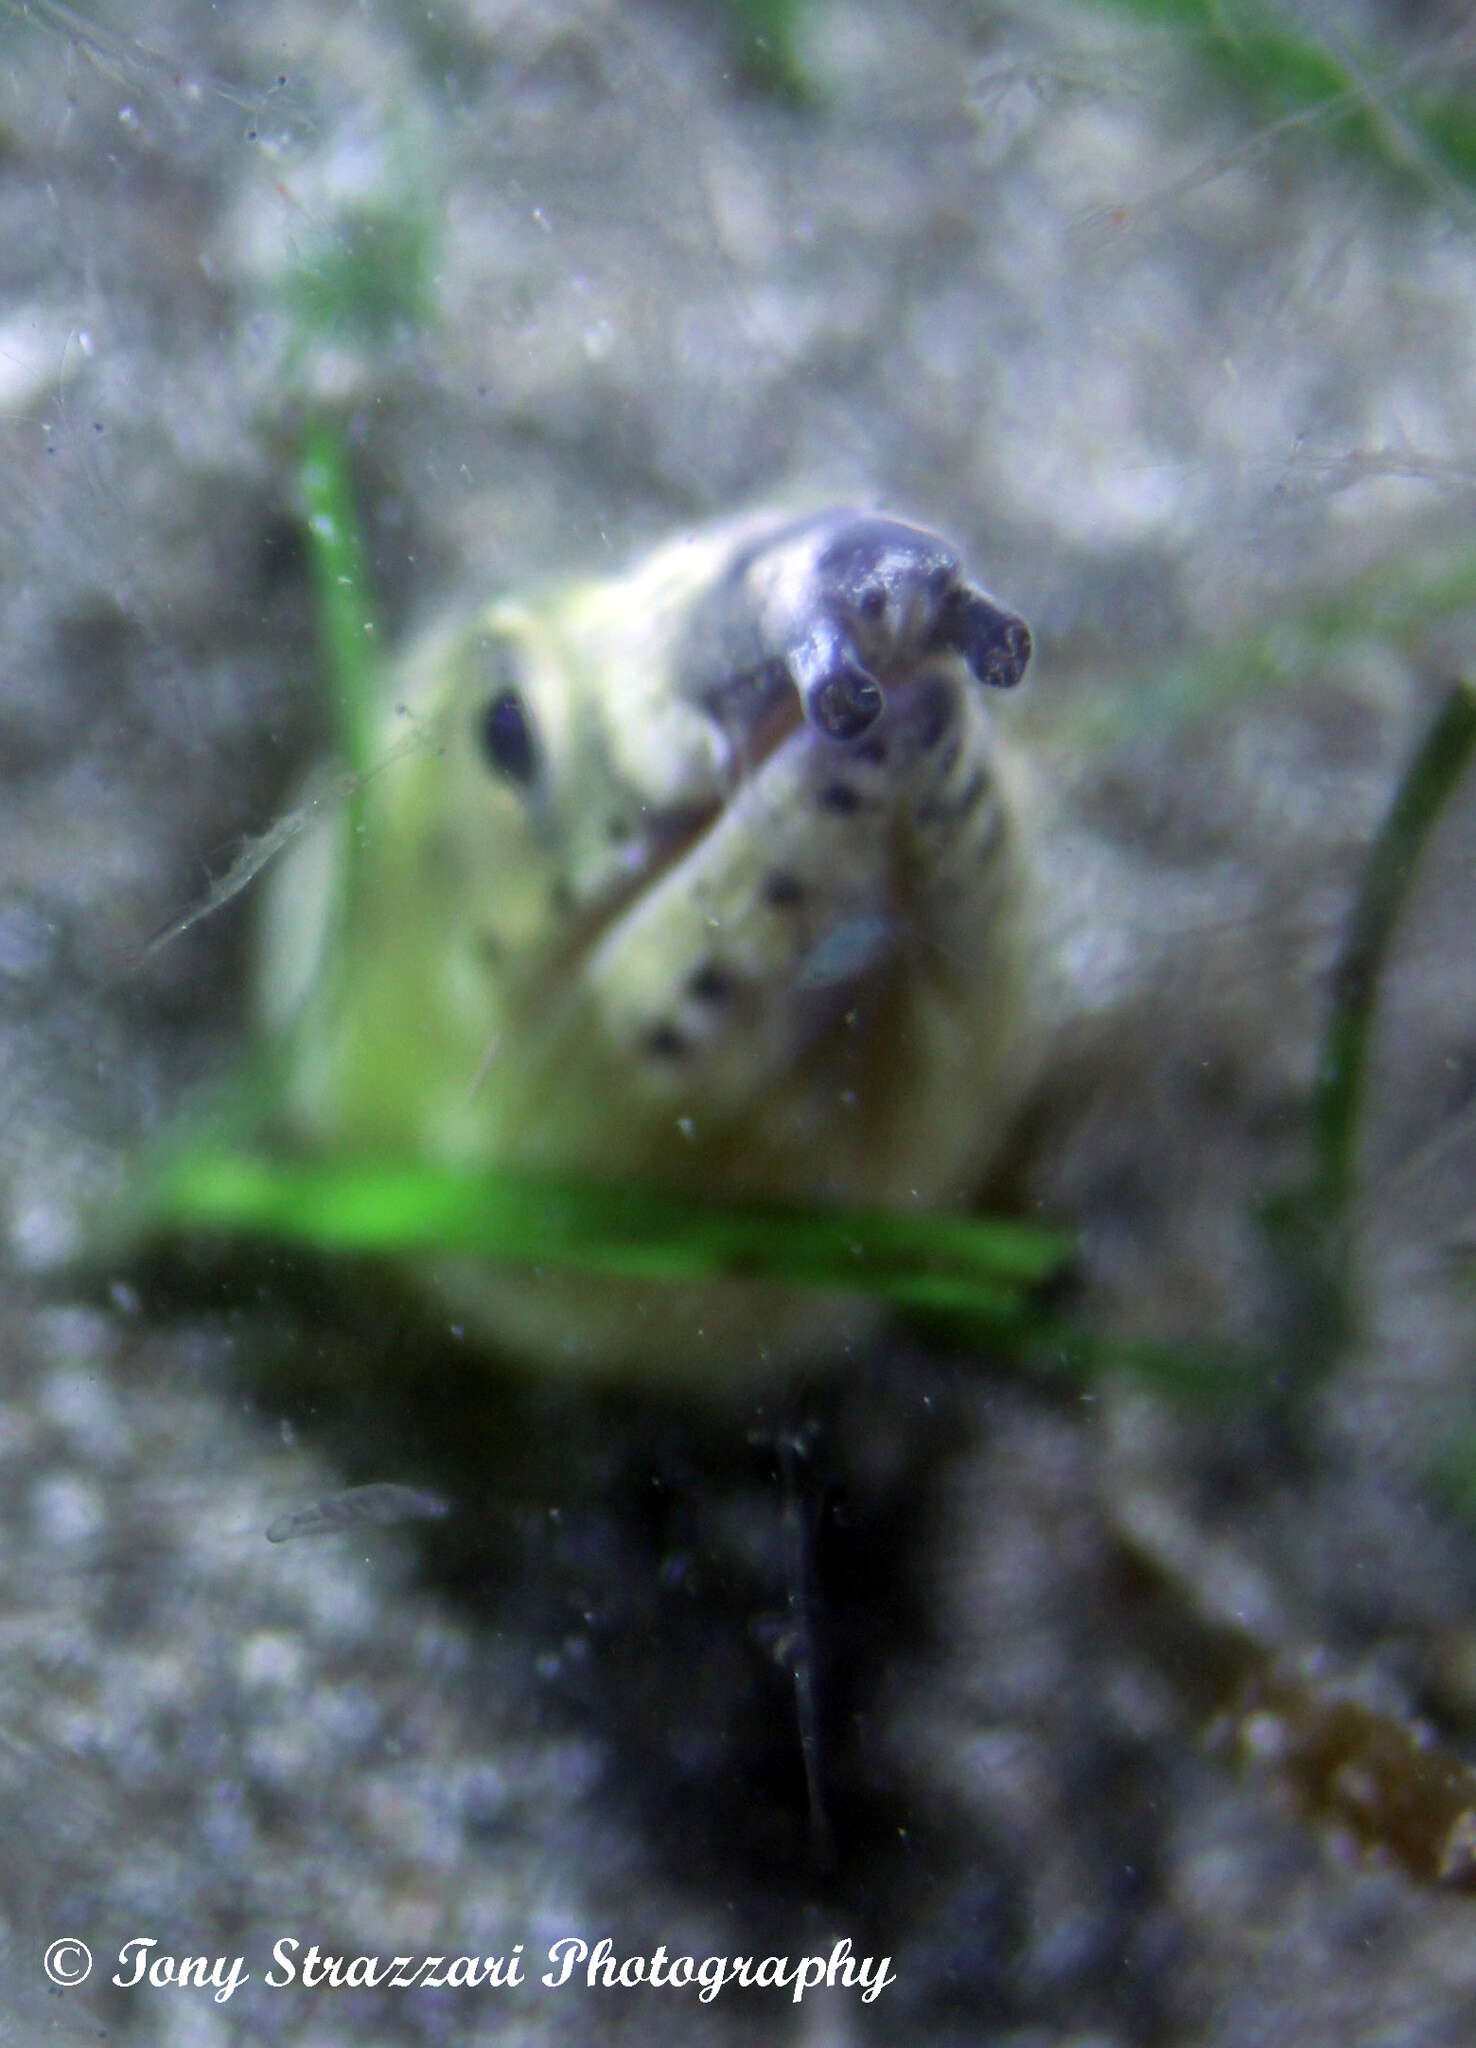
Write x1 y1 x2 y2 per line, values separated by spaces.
260 509 1039 1379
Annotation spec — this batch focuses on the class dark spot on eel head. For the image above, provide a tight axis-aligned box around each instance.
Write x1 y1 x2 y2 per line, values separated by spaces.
942 767 988 822
762 870 806 909
818 781 863 815
687 961 735 1004
917 769 992 831
641 1020 690 1060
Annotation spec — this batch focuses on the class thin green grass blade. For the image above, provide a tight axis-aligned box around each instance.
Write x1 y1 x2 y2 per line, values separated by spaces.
298 425 382 786
985 1313 1287 1411
135 1146 1072 1314
1087 0 1476 202
283 199 436 348
1313 679 1476 1215
717 0 816 100
1262 677 1476 1383
1428 1426 1476 1530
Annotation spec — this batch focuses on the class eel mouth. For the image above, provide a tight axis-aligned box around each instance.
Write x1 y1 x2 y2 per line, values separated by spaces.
563 531 1034 962
549 654 974 992
511 564 1033 1016
509 681 824 1026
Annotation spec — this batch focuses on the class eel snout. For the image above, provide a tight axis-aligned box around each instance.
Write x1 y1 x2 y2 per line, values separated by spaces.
792 513 1033 739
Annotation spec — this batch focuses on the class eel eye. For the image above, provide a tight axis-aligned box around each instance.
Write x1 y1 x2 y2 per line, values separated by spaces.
479 689 538 783
474 639 539 785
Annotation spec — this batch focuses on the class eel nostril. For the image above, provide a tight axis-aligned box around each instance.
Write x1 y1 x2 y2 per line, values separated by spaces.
788 617 886 740
804 660 885 741
937 591 1033 691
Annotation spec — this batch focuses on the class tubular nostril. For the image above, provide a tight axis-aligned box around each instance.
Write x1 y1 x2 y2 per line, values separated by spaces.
804 660 885 741
789 619 886 740
937 591 1033 691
